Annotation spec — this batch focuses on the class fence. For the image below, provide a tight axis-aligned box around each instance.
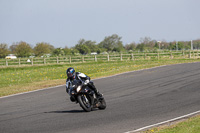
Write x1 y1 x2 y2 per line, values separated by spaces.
0 51 199 67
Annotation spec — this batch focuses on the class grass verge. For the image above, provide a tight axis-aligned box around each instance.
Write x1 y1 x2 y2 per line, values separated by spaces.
143 114 200 133
0 59 200 97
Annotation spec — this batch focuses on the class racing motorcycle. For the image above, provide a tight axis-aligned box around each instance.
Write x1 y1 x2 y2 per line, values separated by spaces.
69 79 106 112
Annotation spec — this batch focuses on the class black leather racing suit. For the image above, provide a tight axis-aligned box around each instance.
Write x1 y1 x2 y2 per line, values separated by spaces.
66 72 101 98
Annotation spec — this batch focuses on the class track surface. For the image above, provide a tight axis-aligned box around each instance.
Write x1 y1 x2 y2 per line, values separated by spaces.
1 62 200 133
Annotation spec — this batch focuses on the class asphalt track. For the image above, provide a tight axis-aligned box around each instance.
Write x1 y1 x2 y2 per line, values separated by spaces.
0 62 200 133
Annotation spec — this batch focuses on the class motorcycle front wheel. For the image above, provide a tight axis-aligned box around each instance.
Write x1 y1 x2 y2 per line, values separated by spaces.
77 94 92 112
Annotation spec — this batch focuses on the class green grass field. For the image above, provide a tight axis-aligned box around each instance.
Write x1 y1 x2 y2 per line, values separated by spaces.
0 59 200 97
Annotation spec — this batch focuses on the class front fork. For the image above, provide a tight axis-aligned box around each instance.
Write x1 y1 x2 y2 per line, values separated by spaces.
83 88 96 107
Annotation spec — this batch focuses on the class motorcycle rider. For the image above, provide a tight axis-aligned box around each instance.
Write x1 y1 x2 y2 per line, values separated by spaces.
66 67 102 101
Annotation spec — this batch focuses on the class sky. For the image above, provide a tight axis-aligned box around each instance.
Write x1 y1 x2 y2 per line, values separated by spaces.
0 0 200 48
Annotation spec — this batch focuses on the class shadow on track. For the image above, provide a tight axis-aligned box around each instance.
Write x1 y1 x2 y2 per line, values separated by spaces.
44 110 85 113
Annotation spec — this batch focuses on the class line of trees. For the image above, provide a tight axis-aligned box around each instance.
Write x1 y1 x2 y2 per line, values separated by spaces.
1 34 200 58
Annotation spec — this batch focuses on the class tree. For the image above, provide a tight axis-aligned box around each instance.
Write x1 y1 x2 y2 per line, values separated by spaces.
178 42 184 50
193 40 200 50
184 42 191 50
70 48 79 55
52 48 65 56
154 42 159 49
140 37 151 45
34 42 54 57
84 40 98 52
15 41 32 57
74 39 99 54
64 46 72 55
139 37 156 50
99 34 124 52
168 42 176 50
75 44 90 54
0 43 10 58
160 41 169 49
9 43 17 54
136 43 146 52
125 42 136 51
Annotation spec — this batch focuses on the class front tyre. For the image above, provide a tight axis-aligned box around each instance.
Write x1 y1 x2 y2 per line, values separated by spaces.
77 94 92 112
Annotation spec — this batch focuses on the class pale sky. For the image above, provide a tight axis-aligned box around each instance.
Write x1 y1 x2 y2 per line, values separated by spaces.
0 0 200 48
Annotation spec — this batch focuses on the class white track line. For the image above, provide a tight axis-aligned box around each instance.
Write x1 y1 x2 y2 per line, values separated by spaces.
125 110 200 133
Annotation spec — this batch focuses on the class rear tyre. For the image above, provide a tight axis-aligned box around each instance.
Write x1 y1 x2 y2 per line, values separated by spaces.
77 94 92 112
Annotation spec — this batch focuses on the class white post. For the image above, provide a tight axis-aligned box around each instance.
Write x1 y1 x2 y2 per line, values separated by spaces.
82 56 84 62
31 58 33 66
170 52 173 59
131 53 134 60
95 55 97 62
19 58 21 65
6 59 8 66
57 57 59 64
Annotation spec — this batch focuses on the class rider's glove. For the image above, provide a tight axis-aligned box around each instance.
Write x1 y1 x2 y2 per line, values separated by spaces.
84 79 89 85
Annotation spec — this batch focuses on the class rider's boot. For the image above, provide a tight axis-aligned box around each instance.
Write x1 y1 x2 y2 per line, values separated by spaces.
70 96 76 102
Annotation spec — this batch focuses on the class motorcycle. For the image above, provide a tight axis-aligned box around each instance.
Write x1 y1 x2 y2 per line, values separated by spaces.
69 79 106 112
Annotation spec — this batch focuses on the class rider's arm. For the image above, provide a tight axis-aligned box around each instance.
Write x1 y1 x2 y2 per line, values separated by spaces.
66 79 70 93
77 72 90 84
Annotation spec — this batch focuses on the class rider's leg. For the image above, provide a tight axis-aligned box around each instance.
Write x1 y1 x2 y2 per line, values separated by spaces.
88 81 102 97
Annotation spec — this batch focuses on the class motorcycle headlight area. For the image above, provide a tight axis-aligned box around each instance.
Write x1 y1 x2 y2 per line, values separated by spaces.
76 86 81 92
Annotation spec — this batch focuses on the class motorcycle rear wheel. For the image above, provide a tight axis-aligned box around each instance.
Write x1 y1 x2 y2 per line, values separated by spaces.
77 94 92 112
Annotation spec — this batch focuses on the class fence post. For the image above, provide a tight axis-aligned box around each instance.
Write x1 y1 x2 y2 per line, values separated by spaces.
157 52 159 59
69 56 71 63
82 56 84 62
131 53 134 60
6 59 8 66
144 53 146 59
120 54 122 61
57 57 59 64
19 58 21 65
44 58 46 65
95 55 97 62
193 50 195 58
189 51 191 58
107 54 109 61
170 52 173 59
31 58 33 66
